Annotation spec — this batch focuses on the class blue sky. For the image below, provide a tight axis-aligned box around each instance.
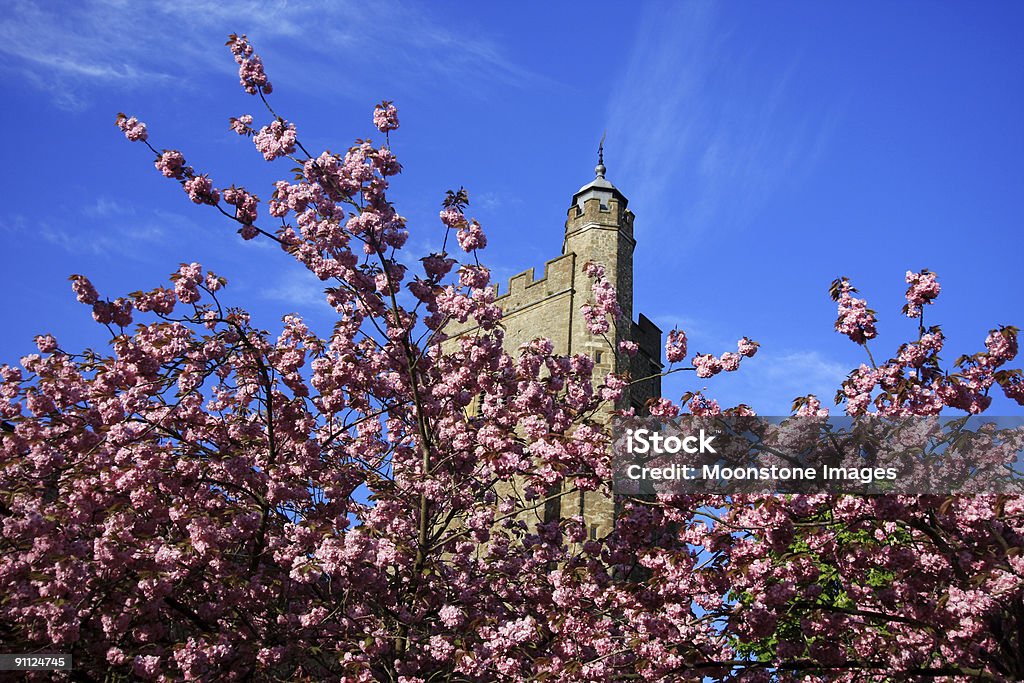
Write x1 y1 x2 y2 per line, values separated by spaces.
1 0 1021 414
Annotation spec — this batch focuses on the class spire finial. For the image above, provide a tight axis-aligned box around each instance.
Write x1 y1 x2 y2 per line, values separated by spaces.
595 131 606 178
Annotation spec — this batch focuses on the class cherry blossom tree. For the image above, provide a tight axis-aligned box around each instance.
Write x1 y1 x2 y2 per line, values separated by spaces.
2 35 1023 682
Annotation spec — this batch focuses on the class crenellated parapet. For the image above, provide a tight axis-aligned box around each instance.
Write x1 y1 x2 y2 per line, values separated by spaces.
566 193 634 237
497 253 575 306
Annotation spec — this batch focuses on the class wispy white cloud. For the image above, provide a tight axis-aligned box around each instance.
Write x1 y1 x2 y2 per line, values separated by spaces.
605 1 841 243
473 191 523 212
0 1 181 107
0 0 541 109
0 196 225 261
82 197 135 219
4 208 167 257
257 268 336 315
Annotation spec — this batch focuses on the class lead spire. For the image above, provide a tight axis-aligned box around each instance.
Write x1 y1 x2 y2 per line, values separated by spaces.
595 131 606 178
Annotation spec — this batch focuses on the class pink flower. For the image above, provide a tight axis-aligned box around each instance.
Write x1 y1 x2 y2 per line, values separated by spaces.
34 334 58 354
648 397 679 418
581 303 609 335
898 342 927 367
422 253 456 279
92 300 113 324
456 220 487 252
458 265 490 289
904 269 940 318
228 34 273 94
223 186 259 224
1001 375 1024 405
665 329 688 363
794 394 829 417
618 340 638 357
692 353 722 378
373 147 402 177
133 655 161 677
438 605 463 629
689 392 721 416
583 261 605 279
719 351 741 372
440 207 466 228
115 113 148 142
154 150 186 179
111 298 133 327
183 175 220 205
594 281 621 316
373 101 400 133
230 114 253 135
600 372 627 401
253 120 297 161
227 33 254 60
737 336 759 358
985 327 1018 363
70 274 98 305
832 277 877 344
920 330 944 353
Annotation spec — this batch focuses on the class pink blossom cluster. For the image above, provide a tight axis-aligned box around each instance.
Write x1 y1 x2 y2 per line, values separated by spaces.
986 326 1019 363
34 334 58 354
171 262 206 304
688 391 722 415
580 265 622 336
456 220 487 252
253 119 297 161
222 186 258 226
832 277 878 344
737 336 759 358
439 206 466 229
689 339 755 378
227 33 272 95
832 291 1022 415
647 397 679 418
1002 374 1024 403
904 268 940 318
229 114 253 136
458 265 490 289
583 261 605 279
665 329 687 363
70 274 98 304
692 353 722 378
793 394 829 417
422 253 456 279
89 297 133 327
840 363 880 414
115 113 148 142
373 100 400 133
182 174 219 205
153 150 185 179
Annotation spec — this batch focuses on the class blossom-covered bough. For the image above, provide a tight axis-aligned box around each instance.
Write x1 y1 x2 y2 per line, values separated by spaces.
2 35 1024 682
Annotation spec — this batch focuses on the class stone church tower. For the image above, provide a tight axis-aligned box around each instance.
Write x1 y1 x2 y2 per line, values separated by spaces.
446 153 662 538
